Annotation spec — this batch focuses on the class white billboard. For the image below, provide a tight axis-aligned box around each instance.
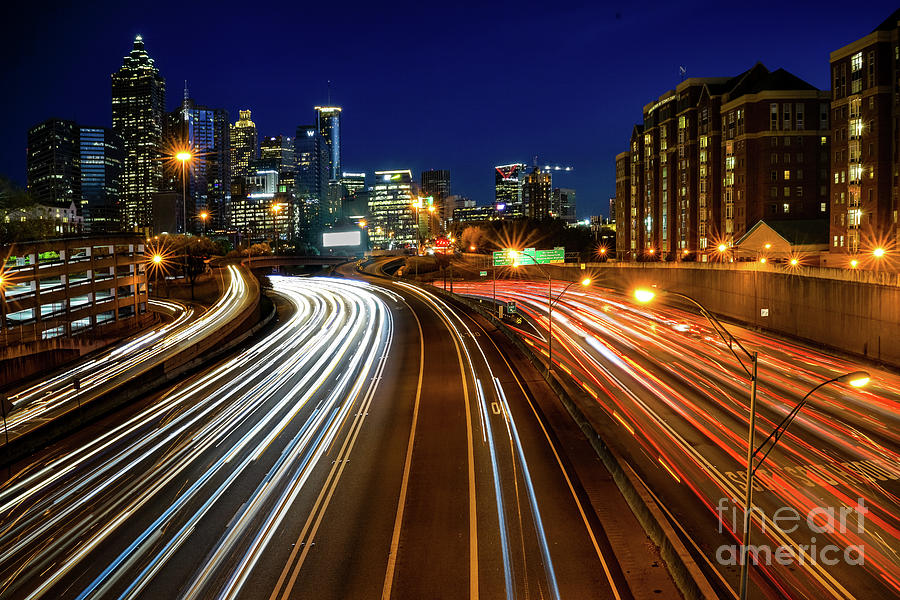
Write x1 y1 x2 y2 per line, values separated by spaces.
323 231 362 247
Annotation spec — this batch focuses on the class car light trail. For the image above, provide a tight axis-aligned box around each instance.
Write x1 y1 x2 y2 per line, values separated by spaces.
3 265 253 441
0 276 393 600
454 279 900 599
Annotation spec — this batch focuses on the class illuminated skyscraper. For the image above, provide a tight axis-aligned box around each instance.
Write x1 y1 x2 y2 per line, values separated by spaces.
295 125 329 238
27 118 80 206
315 106 342 180
165 91 230 232
79 126 123 232
494 163 526 218
552 187 577 224
369 170 415 248
111 35 166 232
230 110 258 180
259 135 296 194
421 169 450 225
523 167 552 219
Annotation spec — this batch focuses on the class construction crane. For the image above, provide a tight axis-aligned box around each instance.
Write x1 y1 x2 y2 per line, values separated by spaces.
532 155 574 173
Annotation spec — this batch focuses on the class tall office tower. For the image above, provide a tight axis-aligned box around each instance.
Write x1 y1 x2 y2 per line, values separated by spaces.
167 92 230 232
259 135 296 193
27 118 80 205
339 172 367 217
230 110 258 181
369 170 415 248
295 125 330 237
315 106 342 180
829 9 900 259
339 172 366 197
523 167 552 219
421 169 450 225
494 163 526 218
79 126 123 232
111 35 166 232
552 188 577 224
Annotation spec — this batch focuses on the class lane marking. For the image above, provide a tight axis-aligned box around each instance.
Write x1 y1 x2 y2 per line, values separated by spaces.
464 311 625 600
381 298 425 599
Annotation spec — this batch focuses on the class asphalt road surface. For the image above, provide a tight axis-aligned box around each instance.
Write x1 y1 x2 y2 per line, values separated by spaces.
454 277 900 600
0 270 657 599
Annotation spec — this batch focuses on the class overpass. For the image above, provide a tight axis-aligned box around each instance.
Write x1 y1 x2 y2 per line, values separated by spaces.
211 255 351 269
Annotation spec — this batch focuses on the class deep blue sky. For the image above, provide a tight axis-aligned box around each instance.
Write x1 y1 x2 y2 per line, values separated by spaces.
2 0 897 218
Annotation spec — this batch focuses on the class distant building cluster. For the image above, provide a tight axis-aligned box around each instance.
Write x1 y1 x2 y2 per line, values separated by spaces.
18 35 585 251
614 9 900 268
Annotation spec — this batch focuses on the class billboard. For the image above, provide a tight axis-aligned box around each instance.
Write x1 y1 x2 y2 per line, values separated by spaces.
323 231 362 247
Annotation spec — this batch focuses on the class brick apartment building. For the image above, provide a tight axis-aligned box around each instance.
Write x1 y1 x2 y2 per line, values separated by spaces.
616 64 831 261
828 9 900 263
614 150 630 257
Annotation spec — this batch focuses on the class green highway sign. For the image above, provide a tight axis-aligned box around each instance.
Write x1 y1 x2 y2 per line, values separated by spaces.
493 251 513 266
479 270 488 276
536 246 565 264
493 246 565 266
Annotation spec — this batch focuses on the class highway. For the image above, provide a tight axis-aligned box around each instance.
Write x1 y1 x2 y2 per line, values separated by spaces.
0 276 394 598
453 278 900 600
0 267 660 598
2 264 252 442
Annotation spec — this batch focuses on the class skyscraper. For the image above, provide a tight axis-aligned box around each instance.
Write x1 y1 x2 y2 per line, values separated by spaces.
523 167 552 219
79 126 123 232
552 187 577 224
369 170 415 248
494 163 526 218
111 35 166 232
295 125 330 238
166 92 230 232
315 106 342 180
230 110 258 181
421 169 450 225
27 118 80 205
259 135 296 194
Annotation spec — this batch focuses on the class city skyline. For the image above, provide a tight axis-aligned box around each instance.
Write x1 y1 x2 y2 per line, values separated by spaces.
5 0 900 218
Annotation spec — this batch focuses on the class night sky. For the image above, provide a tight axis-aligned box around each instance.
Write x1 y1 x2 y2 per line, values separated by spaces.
3 0 898 218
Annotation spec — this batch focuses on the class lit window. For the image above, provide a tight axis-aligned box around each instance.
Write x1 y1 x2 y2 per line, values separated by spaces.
784 170 790 180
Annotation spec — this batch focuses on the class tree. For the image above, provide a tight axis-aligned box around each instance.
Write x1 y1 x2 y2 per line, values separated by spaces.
460 226 486 252
163 235 218 301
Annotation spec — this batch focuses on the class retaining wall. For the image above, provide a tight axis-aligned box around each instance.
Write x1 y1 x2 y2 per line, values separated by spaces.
510 262 900 368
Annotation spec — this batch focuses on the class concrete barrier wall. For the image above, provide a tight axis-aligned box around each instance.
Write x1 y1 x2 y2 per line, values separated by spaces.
512 262 900 368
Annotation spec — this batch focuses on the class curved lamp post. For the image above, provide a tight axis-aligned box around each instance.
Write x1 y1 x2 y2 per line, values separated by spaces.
511 250 590 375
634 287 872 599
176 151 192 234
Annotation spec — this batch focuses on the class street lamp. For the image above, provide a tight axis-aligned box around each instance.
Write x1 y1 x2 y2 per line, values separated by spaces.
270 203 283 249
873 247 885 258
511 250 590 375
199 211 209 236
634 286 760 599
176 151 192 234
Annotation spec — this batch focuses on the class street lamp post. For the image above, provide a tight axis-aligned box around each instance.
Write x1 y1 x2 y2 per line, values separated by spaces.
633 288 872 599
270 204 283 250
511 251 589 375
634 288 758 597
199 211 209 236
176 151 192 234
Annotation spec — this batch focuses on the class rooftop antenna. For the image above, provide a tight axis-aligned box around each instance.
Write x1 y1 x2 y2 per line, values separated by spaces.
327 80 331 105
679 66 686 81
